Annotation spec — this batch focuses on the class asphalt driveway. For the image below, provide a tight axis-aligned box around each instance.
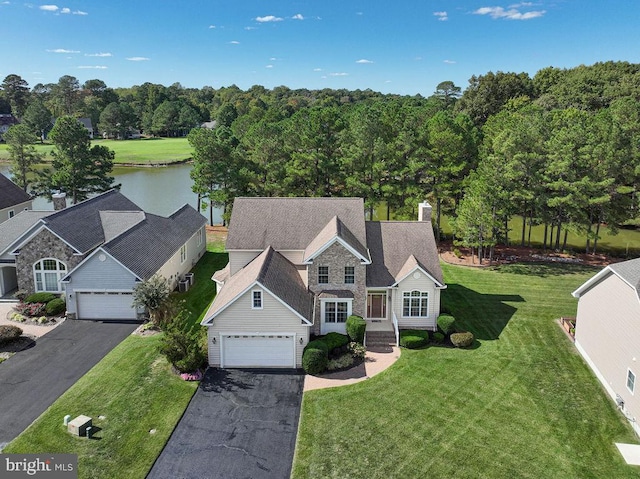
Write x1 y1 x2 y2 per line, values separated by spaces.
0 319 137 448
147 368 304 479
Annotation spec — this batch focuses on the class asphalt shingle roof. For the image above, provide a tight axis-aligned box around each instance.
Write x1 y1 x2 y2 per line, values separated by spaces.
366 221 443 288
0 174 31 210
226 197 367 252
303 216 369 262
0 210 52 255
609 257 640 291
205 246 314 322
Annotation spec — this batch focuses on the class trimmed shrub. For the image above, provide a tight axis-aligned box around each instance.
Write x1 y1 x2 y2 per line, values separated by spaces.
399 330 429 349
0 325 23 345
437 313 456 335
432 332 445 344
319 332 349 352
24 292 57 304
159 320 207 373
45 298 66 316
302 341 329 375
451 331 475 348
346 315 366 343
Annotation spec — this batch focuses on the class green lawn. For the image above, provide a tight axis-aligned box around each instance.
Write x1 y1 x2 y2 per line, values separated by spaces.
2 251 226 479
0 137 191 165
292 262 639 479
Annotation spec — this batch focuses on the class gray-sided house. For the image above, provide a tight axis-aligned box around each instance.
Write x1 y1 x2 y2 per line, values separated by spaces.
0 189 206 319
0 174 33 224
572 257 640 435
202 197 445 369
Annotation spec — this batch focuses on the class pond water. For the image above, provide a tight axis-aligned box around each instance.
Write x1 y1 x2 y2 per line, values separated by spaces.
0 163 223 224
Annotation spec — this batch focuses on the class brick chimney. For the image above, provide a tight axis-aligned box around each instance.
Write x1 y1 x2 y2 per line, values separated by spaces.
418 201 432 222
52 192 67 211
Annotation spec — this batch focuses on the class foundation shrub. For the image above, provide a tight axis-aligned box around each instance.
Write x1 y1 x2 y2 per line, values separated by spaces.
399 330 429 349
451 331 475 348
346 315 366 343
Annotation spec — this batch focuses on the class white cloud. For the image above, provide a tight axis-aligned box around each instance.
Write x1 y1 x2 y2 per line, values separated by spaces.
313 68 322 72
208 24 216 29
265 64 273 68
229 40 240 44
85 52 112 57
443 59 456 64
329 72 348 77
46 48 79 53
40 4 58 11
292 13 304 20
433 11 448 21
78 65 107 69
356 59 373 64
256 15 283 22
244 26 256 30
473 5 545 20
60 7 69 13
73 10 87 15
126 56 149 61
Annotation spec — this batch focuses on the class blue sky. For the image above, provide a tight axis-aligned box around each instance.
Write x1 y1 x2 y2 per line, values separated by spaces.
2 1 639 96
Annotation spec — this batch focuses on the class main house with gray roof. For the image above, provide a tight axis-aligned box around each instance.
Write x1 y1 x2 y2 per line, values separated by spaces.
0 174 33 224
0 189 206 319
572 257 640 435
202 197 445 369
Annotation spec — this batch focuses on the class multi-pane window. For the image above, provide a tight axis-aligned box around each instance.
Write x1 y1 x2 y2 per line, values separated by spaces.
252 290 263 309
324 301 348 323
344 266 355 284
318 266 329 284
180 244 187 263
34 258 66 292
197 227 204 246
402 290 429 317
628 369 636 393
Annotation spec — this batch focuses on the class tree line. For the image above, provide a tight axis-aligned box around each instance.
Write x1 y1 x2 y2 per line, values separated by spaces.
3 60 640 255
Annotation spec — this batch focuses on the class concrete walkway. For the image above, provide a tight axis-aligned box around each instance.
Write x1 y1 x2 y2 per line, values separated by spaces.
303 346 401 391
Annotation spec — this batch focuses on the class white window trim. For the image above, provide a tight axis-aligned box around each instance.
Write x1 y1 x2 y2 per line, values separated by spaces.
8 210 15 219
367 291 388 319
320 298 353 323
627 368 636 395
197 227 204 246
402 290 429 318
318 266 329 284
344 266 355 284
251 289 263 310
33 258 67 293
180 244 187 264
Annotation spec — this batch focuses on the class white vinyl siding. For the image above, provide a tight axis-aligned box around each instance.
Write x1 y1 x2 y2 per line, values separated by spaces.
393 271 440 330
0 200 32 224
156 227 206 289
628 369 636 394
229 251 261 276
207 287 310 368
575 272 640 428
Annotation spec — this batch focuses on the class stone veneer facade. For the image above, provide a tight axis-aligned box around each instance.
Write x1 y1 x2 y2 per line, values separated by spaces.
15 228 85 296
307 241 367 335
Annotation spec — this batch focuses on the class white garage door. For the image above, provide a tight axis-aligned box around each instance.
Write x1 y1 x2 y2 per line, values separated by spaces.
76 292 136 320
222 334 295 368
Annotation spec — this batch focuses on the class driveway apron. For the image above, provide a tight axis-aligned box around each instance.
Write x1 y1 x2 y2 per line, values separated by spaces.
0 319 137 448
148 368 304 479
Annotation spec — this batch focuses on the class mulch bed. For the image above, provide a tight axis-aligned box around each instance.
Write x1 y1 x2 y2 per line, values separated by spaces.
439 242 614 268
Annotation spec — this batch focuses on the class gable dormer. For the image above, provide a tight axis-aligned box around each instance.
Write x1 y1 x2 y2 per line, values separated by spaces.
303 215 371 265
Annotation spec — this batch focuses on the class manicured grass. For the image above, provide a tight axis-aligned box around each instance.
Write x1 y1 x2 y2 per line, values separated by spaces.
0 137 191 165
3 335 197 479
173 251 228 331
292 262 639 479
3 251 223 478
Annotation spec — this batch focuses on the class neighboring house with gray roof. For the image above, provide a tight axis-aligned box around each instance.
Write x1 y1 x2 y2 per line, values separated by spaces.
202 197 445 369
0 174 33 224
572 257 640 435
0 189 206 319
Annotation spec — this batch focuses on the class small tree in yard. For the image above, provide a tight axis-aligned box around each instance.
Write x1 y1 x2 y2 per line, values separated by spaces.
159 314 207 374
132 275 171 327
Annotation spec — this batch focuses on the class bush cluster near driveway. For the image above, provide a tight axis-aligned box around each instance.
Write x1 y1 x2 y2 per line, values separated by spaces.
3 251 227 479
293 262 638 479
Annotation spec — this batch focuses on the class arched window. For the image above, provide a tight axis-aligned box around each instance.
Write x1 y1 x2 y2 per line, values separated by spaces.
33 258 67 292
402 290 428 317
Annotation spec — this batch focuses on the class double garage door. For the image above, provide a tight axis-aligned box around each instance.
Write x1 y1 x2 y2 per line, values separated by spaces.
221 334 296 368
76 291 136 320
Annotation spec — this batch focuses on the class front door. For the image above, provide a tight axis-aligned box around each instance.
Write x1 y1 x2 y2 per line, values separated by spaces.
367 291 387 320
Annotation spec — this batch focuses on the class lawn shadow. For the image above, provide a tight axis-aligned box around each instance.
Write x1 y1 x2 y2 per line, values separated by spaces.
491 262 598 277
443 284 524 341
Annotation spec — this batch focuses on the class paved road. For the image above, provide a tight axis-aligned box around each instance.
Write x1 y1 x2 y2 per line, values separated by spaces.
148 368 304 479
0 319 138 448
